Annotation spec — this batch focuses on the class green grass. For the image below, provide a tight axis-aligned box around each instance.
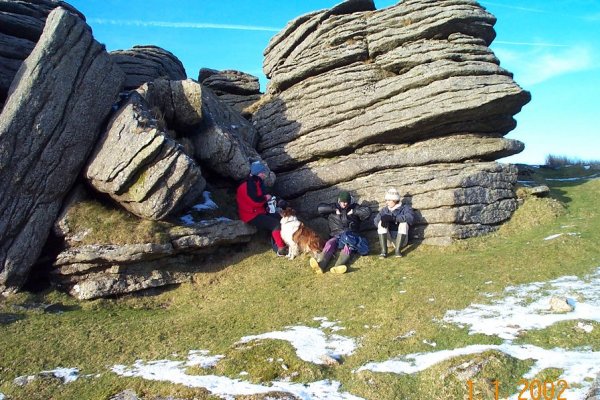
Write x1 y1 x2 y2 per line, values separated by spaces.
1 168 599 399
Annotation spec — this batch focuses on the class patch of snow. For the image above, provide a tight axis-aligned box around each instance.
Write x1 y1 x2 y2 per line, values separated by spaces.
577 322 594 333
186 350 224 368
39 368 79 383
357 343 600 399
584 165 591 170
422 340 437 347
112 357 364 400
193 191 219 211
0 393 4 400
544 233 563 240
443 268 600 340
545 173 600 182
238 325 357 365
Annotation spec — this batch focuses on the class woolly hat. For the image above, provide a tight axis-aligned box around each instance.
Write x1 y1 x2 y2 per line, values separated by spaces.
250 162 267 176
384 188 401 201
338 190 351 203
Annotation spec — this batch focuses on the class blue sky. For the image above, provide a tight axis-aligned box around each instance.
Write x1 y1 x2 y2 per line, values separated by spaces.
68 0 600 165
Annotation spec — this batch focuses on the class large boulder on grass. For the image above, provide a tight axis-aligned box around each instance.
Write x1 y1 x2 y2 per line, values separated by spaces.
110 45 187 91
85 91 206 220
251 0 531 244
0 0 84 108
0 8 125 295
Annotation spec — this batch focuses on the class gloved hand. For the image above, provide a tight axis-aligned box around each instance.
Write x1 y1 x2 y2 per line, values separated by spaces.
380 214 394 224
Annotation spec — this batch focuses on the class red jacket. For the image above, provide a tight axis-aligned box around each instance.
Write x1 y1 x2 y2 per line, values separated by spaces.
236 176 267 222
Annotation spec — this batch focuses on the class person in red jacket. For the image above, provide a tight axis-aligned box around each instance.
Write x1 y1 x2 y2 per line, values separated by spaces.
236 162 287 256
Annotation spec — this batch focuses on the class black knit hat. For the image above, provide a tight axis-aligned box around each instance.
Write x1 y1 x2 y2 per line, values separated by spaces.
338 191 351 203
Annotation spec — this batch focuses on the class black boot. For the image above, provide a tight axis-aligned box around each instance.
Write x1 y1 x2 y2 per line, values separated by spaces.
378 234 388 258
330 252 350 274
310 252 332 274
394 234 407 257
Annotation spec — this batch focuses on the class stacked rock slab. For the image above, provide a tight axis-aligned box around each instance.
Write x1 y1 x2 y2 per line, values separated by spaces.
252 0 531 245
198 68 262 116
0 8 125 294
85 91 206 220
110 45 187 91
0 0 83 107
49 220 256 300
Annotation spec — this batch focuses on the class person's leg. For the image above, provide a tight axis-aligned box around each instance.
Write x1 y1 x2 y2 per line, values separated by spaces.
249 214 286 254
394 222 409 257
378 234 388 258
330 245 351 274
310 237 337 273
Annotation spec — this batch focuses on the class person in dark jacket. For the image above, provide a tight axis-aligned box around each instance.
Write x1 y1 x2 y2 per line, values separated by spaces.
236 162 287 256
374 188 415 258
309 191 371 274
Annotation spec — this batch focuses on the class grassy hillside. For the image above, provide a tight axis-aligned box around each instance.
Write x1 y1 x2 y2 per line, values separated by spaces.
1 165 599 400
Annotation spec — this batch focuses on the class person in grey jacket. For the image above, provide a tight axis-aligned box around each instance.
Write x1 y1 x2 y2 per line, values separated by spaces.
374 188 415 258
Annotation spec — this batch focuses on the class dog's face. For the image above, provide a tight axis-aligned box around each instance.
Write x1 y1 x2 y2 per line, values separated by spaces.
280 207 299 225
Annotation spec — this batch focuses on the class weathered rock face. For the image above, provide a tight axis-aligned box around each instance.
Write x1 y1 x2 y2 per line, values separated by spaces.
0 8 125 294
198 68 262 116
136 78 203 133
49 220 256 300
0 0 83 107
85 91 206 220
110 45 187 91
252 0 531 244
192 86 267 181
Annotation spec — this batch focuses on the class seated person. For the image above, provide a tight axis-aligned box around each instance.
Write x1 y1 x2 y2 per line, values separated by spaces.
374 188 415 258
236 162 287 256
310 190 371 274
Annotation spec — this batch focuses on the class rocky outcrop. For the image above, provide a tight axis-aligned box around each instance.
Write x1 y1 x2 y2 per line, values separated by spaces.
0 0 83 107
110 45 187 91
252 0 531 244
198 68 262 116
135 78 203 133
49 219 256 300
192 86 269 181
85 91 206 220
0 8 124 294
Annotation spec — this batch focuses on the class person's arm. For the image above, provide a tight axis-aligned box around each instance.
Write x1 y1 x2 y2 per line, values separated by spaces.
353 204 372 221
317 203 336 217
395 205 415 225
246 177 266 203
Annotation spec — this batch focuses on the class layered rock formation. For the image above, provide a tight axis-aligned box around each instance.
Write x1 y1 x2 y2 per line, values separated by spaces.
0 0 83 107
198 68 262 116
85 91 206 220
49 219 256 300
110 45 187 91
0 8 125 294
252 0 530 244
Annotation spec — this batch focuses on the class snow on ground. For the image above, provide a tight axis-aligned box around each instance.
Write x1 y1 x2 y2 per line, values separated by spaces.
358 344 599 399
359 267 600 399
238 318 357 364
12 270 600 399
112 355 364 400
443 267 600 340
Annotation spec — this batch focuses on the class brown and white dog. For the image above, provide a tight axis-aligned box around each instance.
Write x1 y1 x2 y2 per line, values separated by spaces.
279 208 323 260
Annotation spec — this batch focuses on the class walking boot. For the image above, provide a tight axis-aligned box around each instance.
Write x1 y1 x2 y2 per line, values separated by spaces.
330 252 350 274
378 234 388 258
394 234 407 258
310 252 332 274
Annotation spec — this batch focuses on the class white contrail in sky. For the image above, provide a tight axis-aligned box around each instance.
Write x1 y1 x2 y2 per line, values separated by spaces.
89 18 281 32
